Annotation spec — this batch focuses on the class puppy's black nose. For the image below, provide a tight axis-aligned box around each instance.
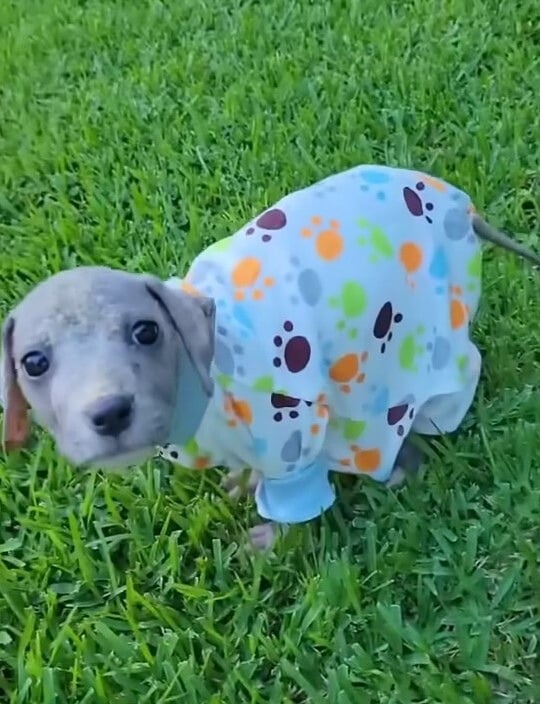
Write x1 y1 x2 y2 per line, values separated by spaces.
86 395 134 437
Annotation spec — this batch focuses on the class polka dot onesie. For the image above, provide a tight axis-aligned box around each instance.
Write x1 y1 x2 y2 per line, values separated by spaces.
160 165 482 523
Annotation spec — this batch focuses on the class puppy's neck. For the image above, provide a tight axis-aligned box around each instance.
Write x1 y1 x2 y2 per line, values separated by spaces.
166 351 213 446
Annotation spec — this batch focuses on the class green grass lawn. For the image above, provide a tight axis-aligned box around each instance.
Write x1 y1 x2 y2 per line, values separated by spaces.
1 0 539 701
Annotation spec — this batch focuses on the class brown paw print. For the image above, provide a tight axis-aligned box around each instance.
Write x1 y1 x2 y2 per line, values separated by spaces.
273 321 312 373
271 393 308 422
403 181 434 224
246 208 287 243
300 216 345 261
387 394 415 437
373 301 403 353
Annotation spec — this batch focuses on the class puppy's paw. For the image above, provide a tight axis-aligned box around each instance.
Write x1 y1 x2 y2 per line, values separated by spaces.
247 522 290 552
386 465 407 487
221 468 259 500
248 522 283 552
388 435 429 488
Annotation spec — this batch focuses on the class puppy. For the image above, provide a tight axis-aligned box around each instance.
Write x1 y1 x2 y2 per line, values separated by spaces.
2 165 539 550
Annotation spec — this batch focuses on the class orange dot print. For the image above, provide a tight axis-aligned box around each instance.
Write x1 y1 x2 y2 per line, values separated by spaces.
232 257 261 288
329 351 368 392
180 281 200 296
400 242 423 273
450 299 468 329
352 447 381 473
317 229 343 261
330 353 359 383
316 404 329 419
195 456 211 470
300 217 344 261
231 399 253 425
230 257 274 301
450 285 468 329
421 175 447 192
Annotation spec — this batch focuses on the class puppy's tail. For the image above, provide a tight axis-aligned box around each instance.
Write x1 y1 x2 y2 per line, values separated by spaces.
472 214 540 266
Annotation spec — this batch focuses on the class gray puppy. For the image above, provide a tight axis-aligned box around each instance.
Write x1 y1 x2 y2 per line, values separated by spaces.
2 165 539 550
2 269 214 467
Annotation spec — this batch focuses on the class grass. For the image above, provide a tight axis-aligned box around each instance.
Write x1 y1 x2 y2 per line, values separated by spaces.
0 0 539 701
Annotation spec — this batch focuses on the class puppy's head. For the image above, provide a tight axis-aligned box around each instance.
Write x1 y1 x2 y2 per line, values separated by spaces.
1 266 215 468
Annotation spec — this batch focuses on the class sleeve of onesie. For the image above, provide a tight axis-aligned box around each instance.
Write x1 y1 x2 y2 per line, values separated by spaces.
245 393 335 524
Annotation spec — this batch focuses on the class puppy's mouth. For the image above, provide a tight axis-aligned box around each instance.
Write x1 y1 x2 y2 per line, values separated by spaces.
80 443 156 471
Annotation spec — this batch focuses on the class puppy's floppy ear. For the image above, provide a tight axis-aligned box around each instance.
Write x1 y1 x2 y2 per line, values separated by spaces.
1 317 30 451
144 277 216 396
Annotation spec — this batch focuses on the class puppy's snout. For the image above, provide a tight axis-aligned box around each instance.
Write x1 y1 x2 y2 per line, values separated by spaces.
85 394 134 437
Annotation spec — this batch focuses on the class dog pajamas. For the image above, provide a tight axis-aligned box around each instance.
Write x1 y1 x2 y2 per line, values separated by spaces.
160 165 482 523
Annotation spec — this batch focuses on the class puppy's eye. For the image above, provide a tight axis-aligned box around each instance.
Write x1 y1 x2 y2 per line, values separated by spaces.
132 320 160 346
21 351 50 378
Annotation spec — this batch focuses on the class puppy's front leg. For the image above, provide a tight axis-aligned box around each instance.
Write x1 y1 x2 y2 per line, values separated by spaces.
220 467 260 500
248 521 289 552
220 470 287 551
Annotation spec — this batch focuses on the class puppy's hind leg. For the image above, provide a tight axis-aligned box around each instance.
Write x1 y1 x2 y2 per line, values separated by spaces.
386 435 428 487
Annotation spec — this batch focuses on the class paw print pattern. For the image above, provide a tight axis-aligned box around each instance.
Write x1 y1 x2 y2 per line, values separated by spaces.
426 327 451 371
329 352 368 393
387 394 416 437
271 392 308 421
399 242 424 288
281 429 303 468
245 208 287 243
314 178 338 199
456 353 470 385
328 281 368 339
399 326 426 372
158 441 211 470
284 256 323 307
416 173 447 193
231 257 275 301
358 168 392 201
466 252 482 292
180 281 201 296
450 286 469 330
186 260 226 297
363 385 390 416
273 321 312 373
223 395 253 428
205 236 234 254
373 302 403 353
271 393 326 438
428 246 449 294
339 445 381 473
443 204 475 243
301 216 344 262
214 325 245 378
357 218 394 263
403 181 434 224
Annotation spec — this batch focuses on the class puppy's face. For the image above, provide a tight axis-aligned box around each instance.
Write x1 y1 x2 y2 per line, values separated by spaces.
1 267 215 468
